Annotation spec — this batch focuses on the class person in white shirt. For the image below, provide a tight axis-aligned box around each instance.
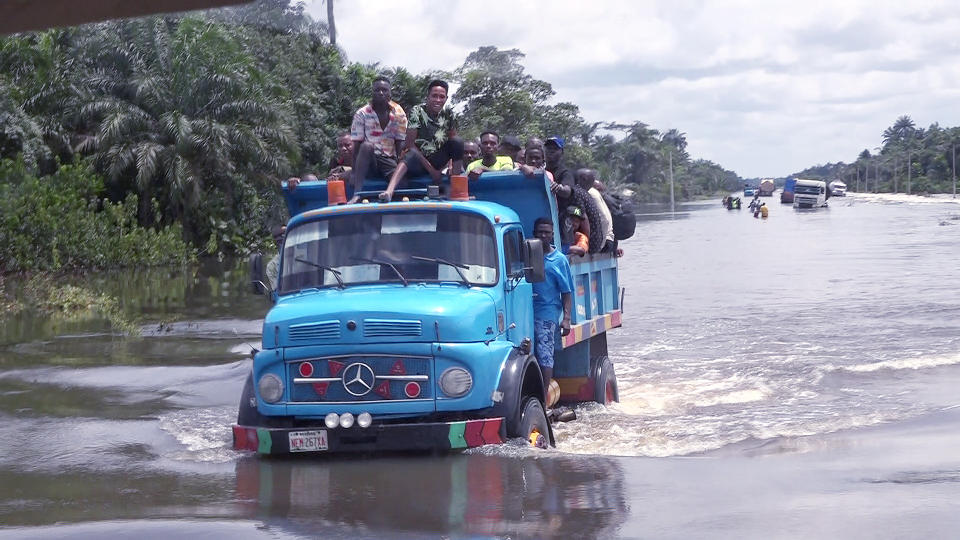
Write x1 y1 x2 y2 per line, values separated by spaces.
575 168 615 253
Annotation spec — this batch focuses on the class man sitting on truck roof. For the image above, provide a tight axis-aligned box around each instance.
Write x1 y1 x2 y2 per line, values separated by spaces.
350 75 407 203
380 79 463 202
466 131 515 180
532 217 574 397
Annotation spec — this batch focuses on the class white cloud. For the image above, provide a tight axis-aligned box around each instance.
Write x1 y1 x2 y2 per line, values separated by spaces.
304 0 960 177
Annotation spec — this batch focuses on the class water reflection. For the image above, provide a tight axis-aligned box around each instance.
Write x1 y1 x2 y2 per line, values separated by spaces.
235 453 628 539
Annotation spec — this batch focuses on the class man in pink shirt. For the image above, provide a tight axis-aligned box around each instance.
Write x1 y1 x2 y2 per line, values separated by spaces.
349 76 407 203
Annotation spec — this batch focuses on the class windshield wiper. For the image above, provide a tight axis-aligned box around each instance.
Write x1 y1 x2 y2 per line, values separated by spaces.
411 255 470 285
295 257 345 289
351 256 409 286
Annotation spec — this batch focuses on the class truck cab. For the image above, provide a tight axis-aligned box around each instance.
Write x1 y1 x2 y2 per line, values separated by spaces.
793 179 828 208
234 171 622 455
828 180 847 197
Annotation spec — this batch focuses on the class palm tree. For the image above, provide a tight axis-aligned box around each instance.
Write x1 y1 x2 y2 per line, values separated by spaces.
75 17 296 241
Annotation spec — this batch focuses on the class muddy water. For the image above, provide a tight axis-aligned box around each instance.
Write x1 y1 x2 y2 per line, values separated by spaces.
3 195 960 538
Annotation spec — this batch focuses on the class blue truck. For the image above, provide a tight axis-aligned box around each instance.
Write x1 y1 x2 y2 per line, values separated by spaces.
233 171 622 454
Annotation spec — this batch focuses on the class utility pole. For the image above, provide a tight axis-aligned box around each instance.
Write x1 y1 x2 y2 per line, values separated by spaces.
668 151 675 213
907 151 912 194
856 166 860 192
893 158 900 193
953 143 956 198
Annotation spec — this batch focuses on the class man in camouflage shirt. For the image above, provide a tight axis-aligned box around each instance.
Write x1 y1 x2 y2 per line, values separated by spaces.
381 79 464 201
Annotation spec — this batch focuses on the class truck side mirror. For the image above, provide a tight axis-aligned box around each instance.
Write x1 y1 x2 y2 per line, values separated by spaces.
249 252 267 295
523 239 545 283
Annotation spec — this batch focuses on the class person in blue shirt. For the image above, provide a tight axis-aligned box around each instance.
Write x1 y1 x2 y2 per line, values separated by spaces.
532 217 574 396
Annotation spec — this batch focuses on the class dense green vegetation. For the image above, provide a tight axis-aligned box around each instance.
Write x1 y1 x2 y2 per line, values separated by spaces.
792 115 960 195
1 0 742 273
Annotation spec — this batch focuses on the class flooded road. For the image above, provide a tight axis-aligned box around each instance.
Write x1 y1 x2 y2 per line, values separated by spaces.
2 194 960 538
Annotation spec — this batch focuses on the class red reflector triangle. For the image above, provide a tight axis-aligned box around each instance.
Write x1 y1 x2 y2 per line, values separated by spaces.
328 360 345 376
375 380 391 398
312 382 329 397
390 359 406 375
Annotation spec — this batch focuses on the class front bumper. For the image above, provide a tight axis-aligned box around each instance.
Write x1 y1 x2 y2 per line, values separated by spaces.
233 416 505 454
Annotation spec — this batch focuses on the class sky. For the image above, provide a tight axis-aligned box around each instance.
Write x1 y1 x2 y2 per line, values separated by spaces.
303 0 960 178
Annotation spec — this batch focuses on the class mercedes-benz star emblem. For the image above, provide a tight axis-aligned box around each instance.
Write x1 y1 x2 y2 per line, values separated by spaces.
342 362 376 396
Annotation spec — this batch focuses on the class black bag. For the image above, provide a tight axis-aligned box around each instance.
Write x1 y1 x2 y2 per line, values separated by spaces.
602 192 637 240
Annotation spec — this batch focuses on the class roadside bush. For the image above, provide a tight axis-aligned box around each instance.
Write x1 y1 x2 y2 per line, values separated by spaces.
0 157 195 272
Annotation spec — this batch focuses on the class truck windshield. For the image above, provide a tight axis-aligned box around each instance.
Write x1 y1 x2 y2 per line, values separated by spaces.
279 211 498 293
795 185 821 194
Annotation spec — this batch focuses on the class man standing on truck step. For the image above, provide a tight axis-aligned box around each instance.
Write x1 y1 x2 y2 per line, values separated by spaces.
350 75 407 203
380 79 463 201
532 217 574 397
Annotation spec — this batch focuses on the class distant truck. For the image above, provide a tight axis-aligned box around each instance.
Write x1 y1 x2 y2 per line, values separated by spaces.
743 184 757 197
780 178 796 204
828 180 847 197
758 179 775 197
793 179 828 208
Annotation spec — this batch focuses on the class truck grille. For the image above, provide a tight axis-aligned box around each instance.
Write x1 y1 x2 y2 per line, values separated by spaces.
289 320 341 341
290 355 432 403
363 319 422 337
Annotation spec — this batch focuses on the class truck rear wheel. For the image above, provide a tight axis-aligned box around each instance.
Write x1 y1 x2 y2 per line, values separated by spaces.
516 396 550 449
594 357 619 405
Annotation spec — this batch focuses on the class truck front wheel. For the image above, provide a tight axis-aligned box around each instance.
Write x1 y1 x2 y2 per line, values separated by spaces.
516 396 549 449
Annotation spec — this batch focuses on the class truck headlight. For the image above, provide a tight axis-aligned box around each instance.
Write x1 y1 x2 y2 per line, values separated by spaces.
439 367 473 397
258 373 284 403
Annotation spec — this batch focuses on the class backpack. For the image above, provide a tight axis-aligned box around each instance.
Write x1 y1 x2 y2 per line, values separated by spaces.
601 192 637 240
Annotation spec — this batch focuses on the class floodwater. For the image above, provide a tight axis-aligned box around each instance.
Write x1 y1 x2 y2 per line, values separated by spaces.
2 194 960 539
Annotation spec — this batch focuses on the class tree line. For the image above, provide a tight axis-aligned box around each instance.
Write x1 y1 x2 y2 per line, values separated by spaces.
0 0 742 272
792 115 960 195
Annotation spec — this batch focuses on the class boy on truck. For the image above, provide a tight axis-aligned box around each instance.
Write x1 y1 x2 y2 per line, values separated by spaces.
532 217 574 397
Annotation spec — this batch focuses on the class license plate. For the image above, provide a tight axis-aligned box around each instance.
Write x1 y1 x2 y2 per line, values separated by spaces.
288 430 328 452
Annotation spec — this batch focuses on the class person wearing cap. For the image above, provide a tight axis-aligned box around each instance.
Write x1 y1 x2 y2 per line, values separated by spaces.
499 135 523 164
544 136 575 208
562 206 589 257
467 131 515 180
380 79 463 202
531 216 573 397
266 225 286 291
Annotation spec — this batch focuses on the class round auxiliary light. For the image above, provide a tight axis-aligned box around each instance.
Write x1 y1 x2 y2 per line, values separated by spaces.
404 382 421 398
324 412 339 429
439 367 473 398
298 362 314 377
339 412 355 428
357 412 372 428
258 373 284 403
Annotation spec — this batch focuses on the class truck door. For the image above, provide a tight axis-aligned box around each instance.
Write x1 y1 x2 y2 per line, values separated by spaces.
502 227 533 346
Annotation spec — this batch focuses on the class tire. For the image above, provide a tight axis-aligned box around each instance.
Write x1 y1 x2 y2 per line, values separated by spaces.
594 357 619 405
236 372 260 425
570 186 605 253
514 396 550 448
